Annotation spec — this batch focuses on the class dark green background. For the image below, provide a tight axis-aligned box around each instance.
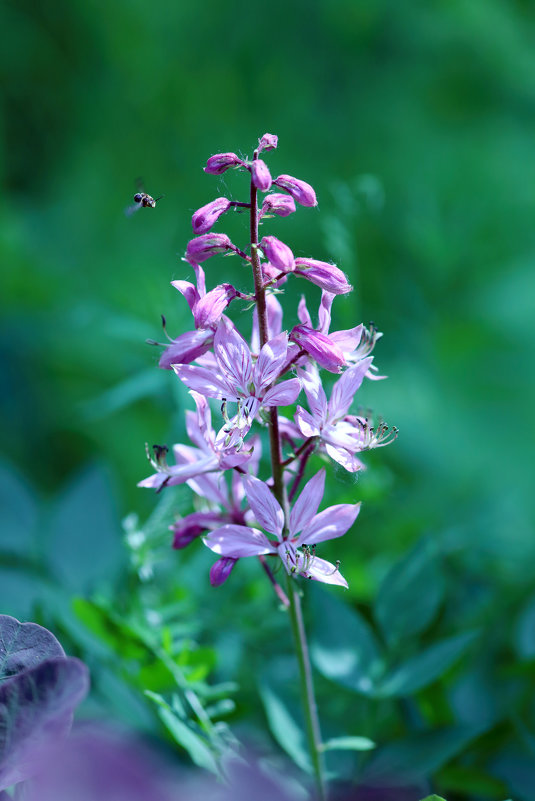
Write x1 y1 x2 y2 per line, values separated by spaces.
1 1 535 797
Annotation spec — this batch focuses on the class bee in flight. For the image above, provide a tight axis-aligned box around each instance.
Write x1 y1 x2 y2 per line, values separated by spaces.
125 183 164 216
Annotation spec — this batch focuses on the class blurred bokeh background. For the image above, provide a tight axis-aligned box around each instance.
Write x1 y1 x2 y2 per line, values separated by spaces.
2 1 535 798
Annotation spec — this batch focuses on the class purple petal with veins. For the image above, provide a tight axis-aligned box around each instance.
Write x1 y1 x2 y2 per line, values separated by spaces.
243 475 284 537
263 378 301 407
289 469 326 536
296 503 361 547
173 364 233 398
203 525 274 557
214 317 253 392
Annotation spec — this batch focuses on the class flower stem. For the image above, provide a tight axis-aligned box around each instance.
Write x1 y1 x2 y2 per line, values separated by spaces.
249 157 327 800
285 573 327 801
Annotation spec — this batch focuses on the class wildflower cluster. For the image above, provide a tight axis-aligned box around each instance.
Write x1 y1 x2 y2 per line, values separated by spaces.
140 134 396 591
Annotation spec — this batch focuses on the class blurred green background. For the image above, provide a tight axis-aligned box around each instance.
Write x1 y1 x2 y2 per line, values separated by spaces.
2 0 535 797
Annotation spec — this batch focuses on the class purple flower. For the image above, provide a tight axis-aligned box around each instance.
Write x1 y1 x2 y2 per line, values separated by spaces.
258 133 278 152
251 160 272 191
192 197 231 234
158 264 236 369
294 257 352 294
274 174 318 207
210 557 238 586
173 317 301 438
186 233 232 262
138 391 252 491
204 152 244 175
297 292 383 380
260 193 296 218
290 324 346 373
259 235 295 273
203 469 360 587
294 361 397 472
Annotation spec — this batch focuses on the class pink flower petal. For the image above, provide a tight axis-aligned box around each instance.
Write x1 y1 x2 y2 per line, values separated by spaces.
254 332 289 391
203 525 274 557
306 556 348 588
173 364 232 399
328 358 373 419
294 406 320 439
289 469 326 536
243 475 284 537
296 503 361 546
263 378 301 407
214 317 253 393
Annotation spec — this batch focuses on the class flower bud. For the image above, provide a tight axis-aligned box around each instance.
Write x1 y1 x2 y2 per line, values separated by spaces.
204 152 243 175
192 197 231 234
294 257 352 294
186 233 232 262
290 325 346 373
274 174 317 207
194 283 237 329
261 193 296 217
258 133 278 152
251 159 272 191
209 556 238 586
259 235 294 273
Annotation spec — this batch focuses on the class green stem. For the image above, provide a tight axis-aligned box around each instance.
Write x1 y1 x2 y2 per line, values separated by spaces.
285 573 327 801
249 152 327 800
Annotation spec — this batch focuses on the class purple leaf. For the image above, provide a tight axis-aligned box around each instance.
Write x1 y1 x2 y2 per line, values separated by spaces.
0 615 65 680
0 657 89 789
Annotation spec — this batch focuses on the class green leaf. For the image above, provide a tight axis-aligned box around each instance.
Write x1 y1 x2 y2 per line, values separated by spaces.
309 586 384 695
419 796 448 801
157 706 219 775
375 631 478 697
72 598 147 659
322 736 375 752
364 725 481 782
259 676 311 773
374 538 444 647
47 465 123 592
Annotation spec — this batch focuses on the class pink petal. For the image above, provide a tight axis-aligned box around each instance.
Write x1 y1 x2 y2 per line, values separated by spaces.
324 443 366 472
203 525 274 557
289 469 325 536
329 324 364 354
214 317 253 393
243 475 284 537
299 369 327 421
173 364 232 399
263 378 301 407
296 503 361 546
297 295 312 327
294 406 320 439
170 280 199 311
158 329 214 369
306 556 348 588
328 358 373 420
254 332 289 391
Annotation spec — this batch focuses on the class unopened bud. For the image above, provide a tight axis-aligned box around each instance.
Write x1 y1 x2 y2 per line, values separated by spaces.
209 556 238 586
186 233 232 262
192 197 231 234
204 152 243 175
274 174 317 207
258 133 278 152
261 193 296 217
259 235 294 273
251 159 272 191
290 325 346 373
294 257 352 295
